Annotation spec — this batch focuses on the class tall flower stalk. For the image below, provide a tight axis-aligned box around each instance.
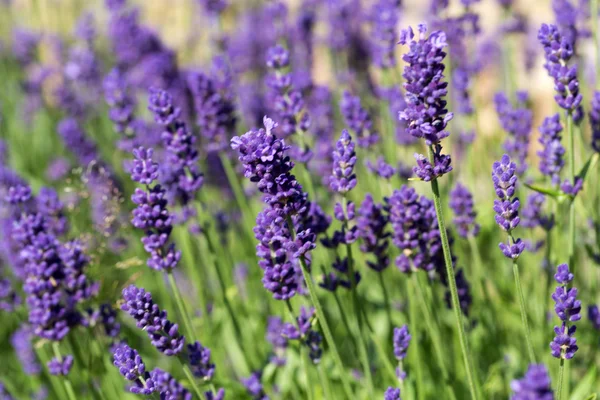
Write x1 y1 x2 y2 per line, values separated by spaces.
492 154 535 363
398 24 478 399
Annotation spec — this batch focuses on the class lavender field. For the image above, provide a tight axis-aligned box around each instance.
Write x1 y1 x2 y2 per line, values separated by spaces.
1 0 599 398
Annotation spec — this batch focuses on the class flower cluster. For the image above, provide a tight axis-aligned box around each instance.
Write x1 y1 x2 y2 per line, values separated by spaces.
384 387 401 400
130 147 181 271
187 57 237 153
510 364 553 400
241 372 269 400
340 91 379 148
449 183 480 238
357 194 390 272
537 23 582 114
113 343 156 395
550 264 580 359
231 117 316 300
589 305 600 330
492 154 525 259
121 285 185 355
537 113 565 185
590 91 600 152
103 68 137 143
399 24 453 181
148 87 204 207
494 92 532 176
282 306 323 363
47 356 74 376
393 324 411 380
369 0 400 69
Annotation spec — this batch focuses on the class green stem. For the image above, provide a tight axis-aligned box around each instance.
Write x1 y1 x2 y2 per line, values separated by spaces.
467 235 486 300
378 272 393 331
567 112 576 272
285 300 316 400
167 271 197 342
557 359 565 400
51 342 77 400
332 291 359 350
407 280 424 400
318 365 333 400
180 362 206 400
219 152 255 238
175 228 208 321
426 146 479 400
512 260 536 363
297 256 354 398
370 330 398 384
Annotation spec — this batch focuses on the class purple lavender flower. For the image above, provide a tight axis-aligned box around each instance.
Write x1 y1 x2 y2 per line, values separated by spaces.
447 268 472 316
510 364 554 399
187 59 237 152
452 67 474 115
12 28 40 66
148 88 204 206
113 343 156 395
393 325 411 361
281 306 323 363
369 0 400 69
121 285 185 356
521 194 554 231
560 177 583 196
492 155 525 260
449 183 480 238
205 389 225 400
538 23 582 113
130 147 181 271
589 305 600 329
340 91 378 148
266 316 288 366
384 387 401 400
103 68 137 141
357 194 390 272
386 186 441 272
99 304 120 338
47 356 74 376
242 372 269 400
399 24 453 180
57 118 99 167
330 130 357 194
550 264 580 359
0 279 19 312
590 91 600 152
494 92 532 176
537 114 564 185
366 158 395 180
11 326 41 375
151 368 192 400
187 341 215 380
198 0 227 15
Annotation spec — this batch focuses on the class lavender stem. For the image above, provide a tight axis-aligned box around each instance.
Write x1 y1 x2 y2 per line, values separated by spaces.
166 271 197 343
426 145 479 400
567 112 576 271
557 358 565 400
467 234 486 301
512 259 536 363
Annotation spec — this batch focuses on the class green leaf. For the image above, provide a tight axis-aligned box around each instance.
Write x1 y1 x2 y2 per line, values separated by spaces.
570 366 596 400
577 153 600 183
523 183 561 199
584 395 597 400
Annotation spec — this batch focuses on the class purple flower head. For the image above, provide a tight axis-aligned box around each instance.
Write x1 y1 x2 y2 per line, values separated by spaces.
11 326 41 375
386 186 441 273
366 157 395 180
357 194 390 272
588 305 600 330
340 91 378 148
6 184 32 205
550 264 579 359
393 325 411 361
206 388 226 400
538 23 582 112
99 303 121 338
330 130 357 194
369 0 400 69
537 114 564 184
187 63 237 153
412 148 452 182
57 118 99 167
494 92 532 176
12 28 40 66
560 177 583 196
521 193 554 231
266 316 288 365
47 356 74 376
113 342 156 395
590 91 600 152
399 24 452 146
384 387 401 400
103 68 137 139
121 285 185 355
452 67 474 115
449 183 480 238
198 0 228 15
187 341 215 381
130 147 160 185
0 279 20 312
510 364 554 400
151 368 191 400
242 372 269 400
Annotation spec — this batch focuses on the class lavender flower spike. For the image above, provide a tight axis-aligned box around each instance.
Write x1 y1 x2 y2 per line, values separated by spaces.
590 91 600 152
330 130 357 194
510 364 553 400
384 387 401 400
113 343 156 395
449 183 480 238
537 114 565 185
550 263 580 359
399 24 453 181
121 285 185 356
492 154 525 259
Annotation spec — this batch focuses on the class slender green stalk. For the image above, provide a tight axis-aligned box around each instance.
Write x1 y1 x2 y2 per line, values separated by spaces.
467 235 486 300
219 152 255 237
167 271 197 342
51 342 77 400
407 280 423 400
567 112 576 271
426 146 479 400
557 359 565 400
370 330 398 384
180 361 206 400
332 291 359 350
318 365 333 400
512 260 536 363
378 272 393 330
296 256 354 398
412 274 457 400
285 300 317 400
174 229 208 324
